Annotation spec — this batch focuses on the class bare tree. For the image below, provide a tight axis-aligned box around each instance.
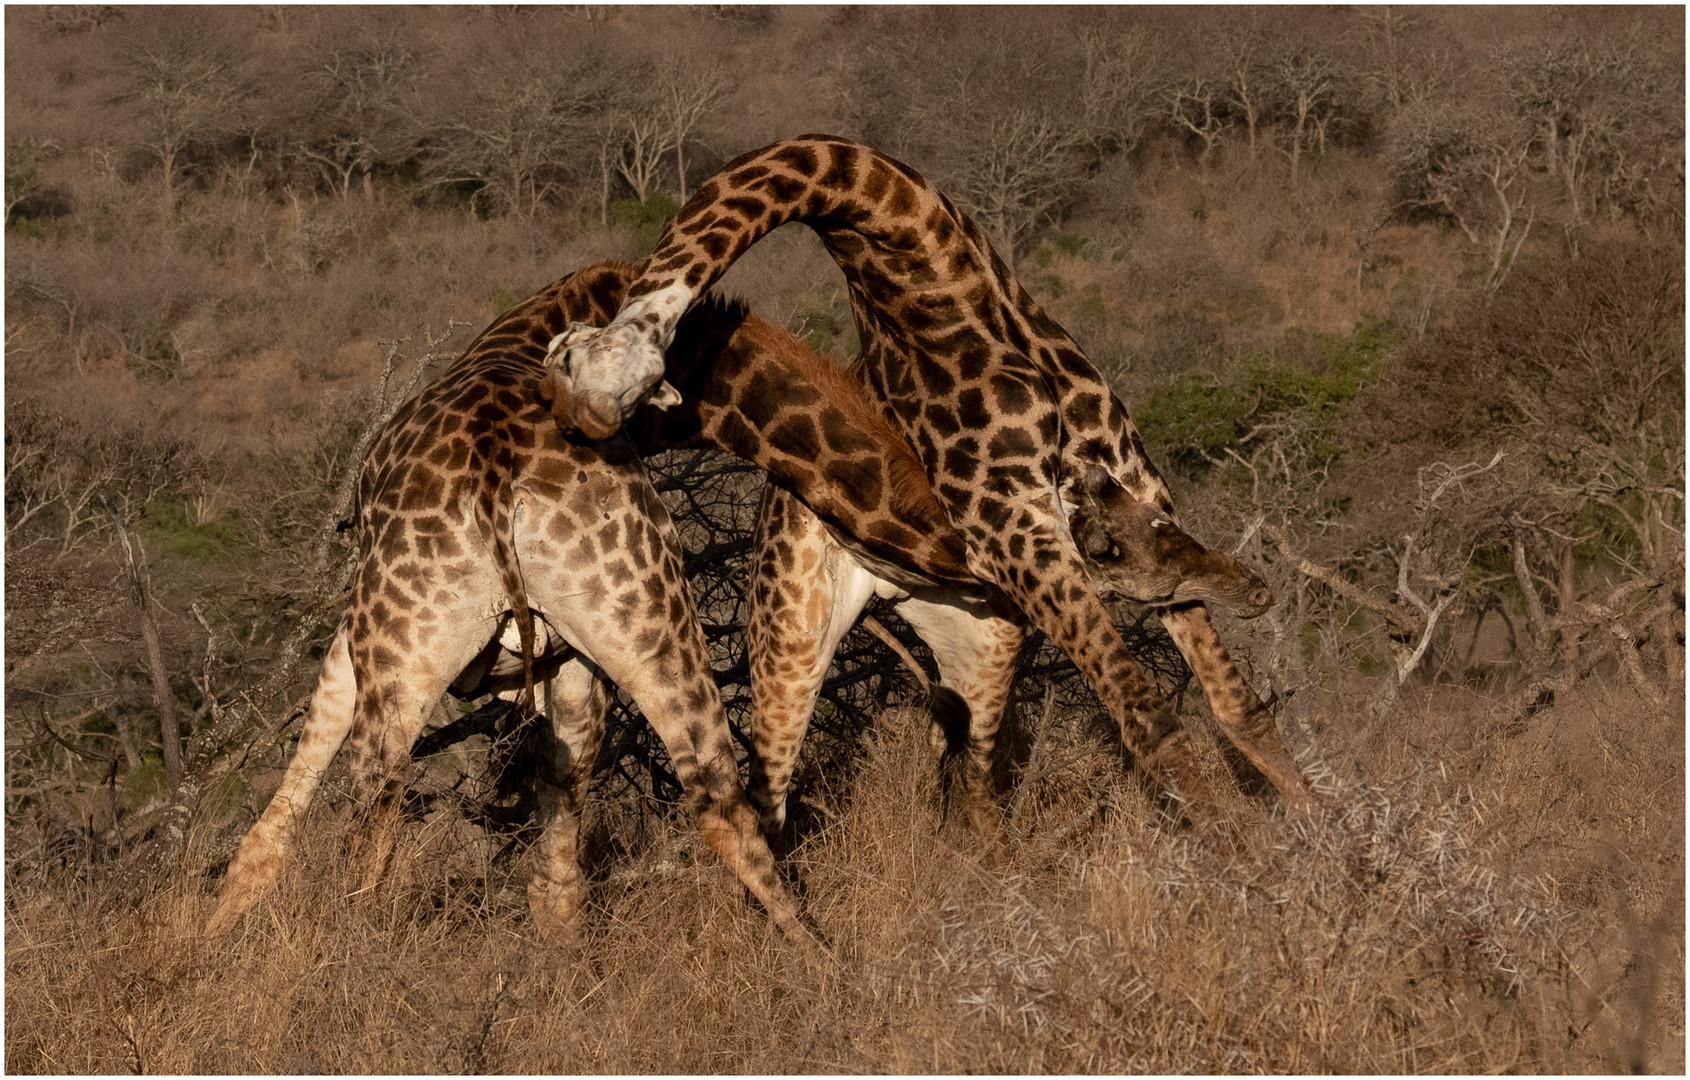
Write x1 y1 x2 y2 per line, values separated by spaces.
1355 5 1418 114
1494 35 1684 237
936 106 1089 265
105 501 183 795
415 46 594 219
658 57 730 200
1167 77 1226 172
114 20 250 211
1077 23 1162 157
1269 46 1338 186
295 17 423 200
612 104 675 206
1222 16 1266 160
1392 96 1538 290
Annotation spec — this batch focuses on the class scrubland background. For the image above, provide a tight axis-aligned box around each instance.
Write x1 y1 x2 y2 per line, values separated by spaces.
4 5 1684 1073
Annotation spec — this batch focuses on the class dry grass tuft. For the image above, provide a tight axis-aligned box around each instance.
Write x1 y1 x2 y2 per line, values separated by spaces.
6 680 1682 1073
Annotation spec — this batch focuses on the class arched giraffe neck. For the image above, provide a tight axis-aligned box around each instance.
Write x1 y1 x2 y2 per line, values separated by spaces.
551 136 1176 515
536 262 976 584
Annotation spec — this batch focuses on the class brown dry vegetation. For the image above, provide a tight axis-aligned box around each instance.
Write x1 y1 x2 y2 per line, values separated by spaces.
6 5 1684 1073
6 682 1682 1073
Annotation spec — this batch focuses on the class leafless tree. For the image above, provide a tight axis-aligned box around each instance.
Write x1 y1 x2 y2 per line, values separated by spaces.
104 500 182 795
415 46 595 219
1269 46 1338 186
658 57 730 201
611 104 675 206
1257 446 1508 714
113 20 251 211
937 106 1089 265
1168 77 1226 172
1354 6 1421 114
1495 35 1683 238
1222 16 1266 161
1077 23 1162 157
295 17 423 200
1392 95 1538 290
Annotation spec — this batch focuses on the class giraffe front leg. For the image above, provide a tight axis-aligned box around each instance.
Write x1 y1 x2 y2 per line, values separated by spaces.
207 620 357 939
1157 603 1316 812
985 543 1226 829
524 655 609 945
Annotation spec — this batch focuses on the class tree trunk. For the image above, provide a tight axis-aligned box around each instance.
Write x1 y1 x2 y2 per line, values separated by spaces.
599 144 611 226
107 503 182 794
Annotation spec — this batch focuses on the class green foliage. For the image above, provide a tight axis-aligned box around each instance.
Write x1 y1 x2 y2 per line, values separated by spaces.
122 758 167 810
792 309 840 358
1029 271 1066 299
1137 320 1400 471
489 286 521 318
79 712 117 737
1030 234 1089 270
611 194 681 254
1052 232 1087 257
140 497 236 563
1071 283 1106 324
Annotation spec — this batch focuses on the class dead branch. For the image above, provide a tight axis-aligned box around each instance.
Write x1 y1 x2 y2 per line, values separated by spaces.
1264 524 1417 635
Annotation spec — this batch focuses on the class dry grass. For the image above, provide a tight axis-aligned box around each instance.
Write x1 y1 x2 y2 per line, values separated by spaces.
6 677 1681 1074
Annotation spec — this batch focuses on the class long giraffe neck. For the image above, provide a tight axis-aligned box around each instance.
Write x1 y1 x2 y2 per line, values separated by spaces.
552 135 1175 514
527 262 974 584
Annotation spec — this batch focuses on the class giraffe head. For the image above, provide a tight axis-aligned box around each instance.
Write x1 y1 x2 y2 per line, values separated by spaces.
1070 466 1273 617
542 320 681 440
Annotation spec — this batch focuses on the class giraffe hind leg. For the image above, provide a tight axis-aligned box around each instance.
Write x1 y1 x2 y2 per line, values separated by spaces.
206 619 357 939
523 654 609 944
894 589 1027 845
341 622 493 897
744 484 878 837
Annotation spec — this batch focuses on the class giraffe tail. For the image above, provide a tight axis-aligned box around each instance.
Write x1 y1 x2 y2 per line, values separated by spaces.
860 612 972 797
477 489 537 712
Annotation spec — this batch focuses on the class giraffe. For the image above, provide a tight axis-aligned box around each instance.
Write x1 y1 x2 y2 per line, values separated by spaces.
545 136 1316 827
738 465 1274 837
206 260 1267 942
205 264 811 944
606 294 1274 838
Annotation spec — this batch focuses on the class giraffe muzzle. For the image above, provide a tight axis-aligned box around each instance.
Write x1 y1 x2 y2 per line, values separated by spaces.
570 388 625 441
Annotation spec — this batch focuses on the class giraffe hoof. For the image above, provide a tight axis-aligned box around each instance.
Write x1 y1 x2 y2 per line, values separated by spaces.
527 878 585 945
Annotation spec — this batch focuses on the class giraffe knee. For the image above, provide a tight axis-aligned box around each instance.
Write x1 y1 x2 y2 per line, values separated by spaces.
759 798 788 835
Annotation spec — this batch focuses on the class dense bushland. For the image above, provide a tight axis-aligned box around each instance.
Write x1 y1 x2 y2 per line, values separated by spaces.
5 6 1682 1072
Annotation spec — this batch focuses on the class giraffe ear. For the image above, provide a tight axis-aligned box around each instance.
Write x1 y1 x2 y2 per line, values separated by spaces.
645 379 682 410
